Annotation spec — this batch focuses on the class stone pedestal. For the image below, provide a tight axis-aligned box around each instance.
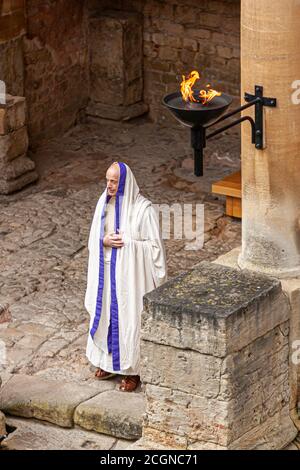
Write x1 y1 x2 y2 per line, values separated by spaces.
0 94 38 194
135 261 297 449
214 247 300 431
87 10 148 121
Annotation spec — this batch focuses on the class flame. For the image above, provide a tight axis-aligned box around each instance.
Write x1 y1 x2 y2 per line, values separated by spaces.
180 70 221 105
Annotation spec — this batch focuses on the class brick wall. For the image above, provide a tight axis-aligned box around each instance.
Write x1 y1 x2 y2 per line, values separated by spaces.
1 0 241 144
0 0 26 96
24 0 89 145
88 0 240 123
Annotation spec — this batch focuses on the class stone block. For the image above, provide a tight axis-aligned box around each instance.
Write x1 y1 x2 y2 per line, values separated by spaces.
141 261 297 449
74 390 144 440
0 168 38 194
89 9 146 120
0 95 26 135
281 277 300 429
0 374 105 427
0 9 25 43
0 154 35 180
141 341 222 397
0 126 28 161
142 261 290 357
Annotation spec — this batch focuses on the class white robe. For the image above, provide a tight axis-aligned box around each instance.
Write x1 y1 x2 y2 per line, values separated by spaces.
85 162 167 375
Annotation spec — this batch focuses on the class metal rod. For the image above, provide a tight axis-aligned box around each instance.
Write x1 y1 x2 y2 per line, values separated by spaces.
191 128 205 176
206 116 256 142
205 97 261 129
194 148 203 177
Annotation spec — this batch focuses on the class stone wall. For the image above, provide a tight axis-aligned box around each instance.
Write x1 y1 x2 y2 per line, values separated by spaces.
88 0 240 123
0 0 26 96
24 0 89 145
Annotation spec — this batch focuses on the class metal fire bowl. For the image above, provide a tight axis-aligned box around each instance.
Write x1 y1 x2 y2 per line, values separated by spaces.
162 91 233 128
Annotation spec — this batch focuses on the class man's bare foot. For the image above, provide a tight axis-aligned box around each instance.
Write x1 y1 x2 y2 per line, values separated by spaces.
119 375 140 392
95 368 116 380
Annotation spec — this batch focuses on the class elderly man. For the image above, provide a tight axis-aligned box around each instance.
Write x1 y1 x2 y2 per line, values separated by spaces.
85 162 167 391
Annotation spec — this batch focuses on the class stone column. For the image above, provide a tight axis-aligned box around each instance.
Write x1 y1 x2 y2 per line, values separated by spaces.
87 10 148 121
238 0 300 277
0 94 38 194
132 261 297 450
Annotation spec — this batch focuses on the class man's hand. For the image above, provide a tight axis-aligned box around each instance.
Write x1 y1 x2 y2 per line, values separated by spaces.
103 232 124 248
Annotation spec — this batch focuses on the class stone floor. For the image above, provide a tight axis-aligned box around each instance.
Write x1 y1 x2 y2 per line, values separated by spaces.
0 116 242 449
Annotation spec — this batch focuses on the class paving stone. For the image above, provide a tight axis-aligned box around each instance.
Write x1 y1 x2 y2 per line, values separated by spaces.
74 390 145 440
0 374 112 427
1 417 118 450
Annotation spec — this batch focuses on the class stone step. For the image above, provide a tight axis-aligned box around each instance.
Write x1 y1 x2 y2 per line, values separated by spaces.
1 417 132 450
0 374 144 442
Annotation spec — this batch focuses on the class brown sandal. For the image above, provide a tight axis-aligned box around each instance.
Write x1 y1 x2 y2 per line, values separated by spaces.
95 368 116 380
119 375 140 392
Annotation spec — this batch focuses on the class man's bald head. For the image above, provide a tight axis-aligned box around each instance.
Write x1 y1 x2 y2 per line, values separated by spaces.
106 162 120 197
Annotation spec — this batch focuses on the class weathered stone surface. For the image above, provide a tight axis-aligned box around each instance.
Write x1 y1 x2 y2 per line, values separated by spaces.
0 168 38 194
0 303 12 323
215 247 300 432
74 390 145 440
128 437 175 450
142 261 289 357
24 0 89 145
86 101 148 121
141 257 296 449
229 405 297 450
0 410 6 437
141 340 222 397
143 384 228 448
0 2 25 43
143 327 297 450
88 9 146 121
1 417 118 450
0 126 28 161
213 246 241 269
1 154 35 180
0 95 26 135
0 37 24 97
0 374 108 427
89 10 143 106
281 278 300 430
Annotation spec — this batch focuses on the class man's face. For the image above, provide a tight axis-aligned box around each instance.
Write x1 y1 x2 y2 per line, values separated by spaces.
106 165 119 196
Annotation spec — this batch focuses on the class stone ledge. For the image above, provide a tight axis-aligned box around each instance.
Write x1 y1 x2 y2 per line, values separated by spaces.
74 389 145 440
0 374 112 428
1 416 131 450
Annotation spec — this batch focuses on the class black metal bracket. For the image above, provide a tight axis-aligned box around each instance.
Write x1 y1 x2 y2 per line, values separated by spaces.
191 85 277 176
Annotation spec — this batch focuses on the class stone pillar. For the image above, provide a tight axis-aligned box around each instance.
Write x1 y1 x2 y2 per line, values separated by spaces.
87 10 148 121
0 94 38 194
133 261 297 450
238 0 300 277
